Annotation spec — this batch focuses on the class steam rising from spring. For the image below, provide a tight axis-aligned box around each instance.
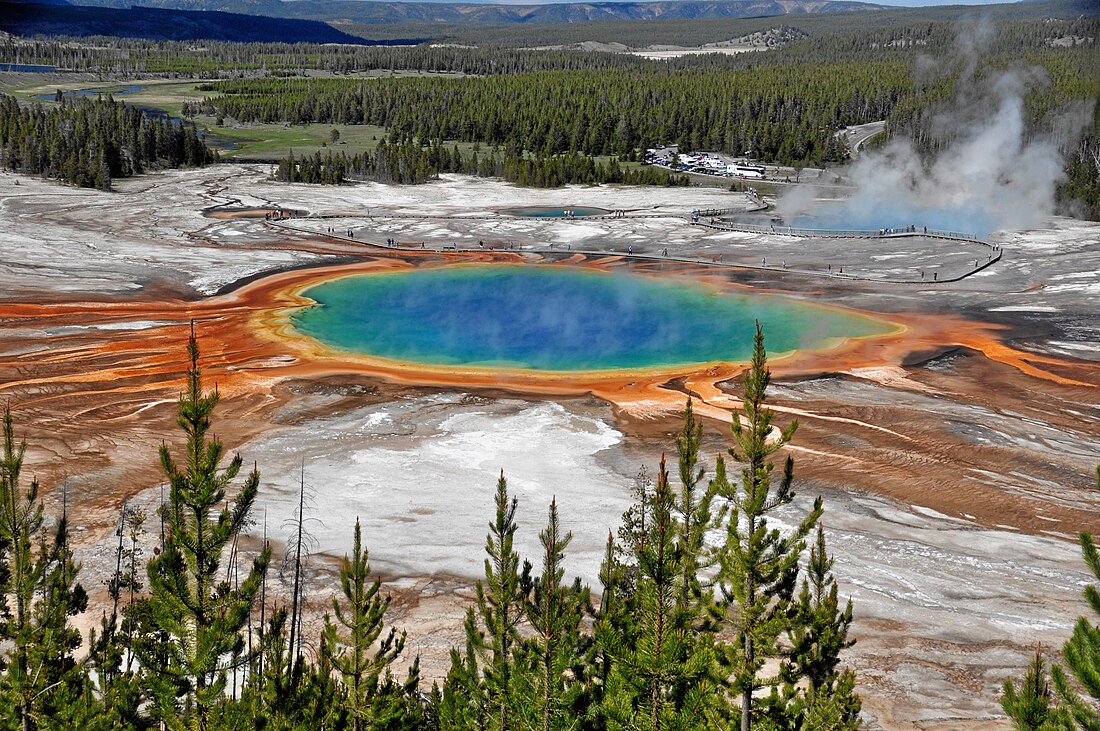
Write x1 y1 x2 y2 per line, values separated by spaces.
291 266 893 371
779 22 1092 236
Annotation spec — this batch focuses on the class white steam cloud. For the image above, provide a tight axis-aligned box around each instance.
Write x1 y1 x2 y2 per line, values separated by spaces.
778 23 1093 237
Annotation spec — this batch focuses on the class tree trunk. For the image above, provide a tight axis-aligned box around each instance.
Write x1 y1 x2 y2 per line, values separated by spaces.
742 512 757 731
288 463 305 673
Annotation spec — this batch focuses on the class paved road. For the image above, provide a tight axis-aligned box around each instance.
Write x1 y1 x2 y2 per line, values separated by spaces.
840 120 887 158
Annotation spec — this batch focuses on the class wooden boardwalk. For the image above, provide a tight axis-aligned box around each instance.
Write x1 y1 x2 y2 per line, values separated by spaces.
263 208 1000 286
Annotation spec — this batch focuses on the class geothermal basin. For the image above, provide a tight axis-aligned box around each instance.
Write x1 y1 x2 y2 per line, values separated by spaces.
291 265 897 371
2 164 1099 731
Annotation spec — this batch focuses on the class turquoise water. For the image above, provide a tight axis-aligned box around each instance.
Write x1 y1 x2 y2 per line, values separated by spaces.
292 266 893 371
504 206 607 218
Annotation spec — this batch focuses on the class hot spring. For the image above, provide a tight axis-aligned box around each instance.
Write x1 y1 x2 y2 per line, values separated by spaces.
729 206 987 237
290 266 895 372
789 205 989 237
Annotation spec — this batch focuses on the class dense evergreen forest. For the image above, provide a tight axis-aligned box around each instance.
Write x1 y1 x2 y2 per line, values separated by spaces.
0 13 1095 202
0 36 653 76
195 20 1099 205
277 143 689 187
2 13 1096 76
201 64 876 165
1 9 1095 206
0 92 214 189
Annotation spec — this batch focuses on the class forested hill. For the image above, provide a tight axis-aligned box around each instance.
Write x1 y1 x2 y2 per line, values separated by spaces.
40 0 882 25
0 2 385 43
0 92 215 189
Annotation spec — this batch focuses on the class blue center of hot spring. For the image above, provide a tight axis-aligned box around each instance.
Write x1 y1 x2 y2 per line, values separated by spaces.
291 266 893 371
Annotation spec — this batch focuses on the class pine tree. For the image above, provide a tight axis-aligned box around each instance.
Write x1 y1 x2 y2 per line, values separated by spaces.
477 470 531 731
713 323 822 731
589 530 629 730
259 608 298 727
800 670 863 731
1009 465 1100 731
435 608 488 731
674 400 716 631
232 604 332 730
515 498 587 731
132 327 271 730
436 470 533 731
777 524 860 730
617 466 654 556
97 504 129 686
1003 647 1055 731
1056 537 1100 725
323 518 410 730
0 406 89 731
599 455 716 731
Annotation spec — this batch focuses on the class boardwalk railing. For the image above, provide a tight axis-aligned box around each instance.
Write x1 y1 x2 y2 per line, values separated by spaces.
267 209 982 245
692 207 744 217
694 219 981 243
269 216 1000 285
924 228 980 241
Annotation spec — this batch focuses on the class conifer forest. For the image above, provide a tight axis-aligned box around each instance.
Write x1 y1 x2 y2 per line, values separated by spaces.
0 93 214 190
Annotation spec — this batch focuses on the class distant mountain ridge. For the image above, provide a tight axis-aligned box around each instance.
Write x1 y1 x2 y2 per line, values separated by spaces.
0 2 401 42
38 0 885 25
